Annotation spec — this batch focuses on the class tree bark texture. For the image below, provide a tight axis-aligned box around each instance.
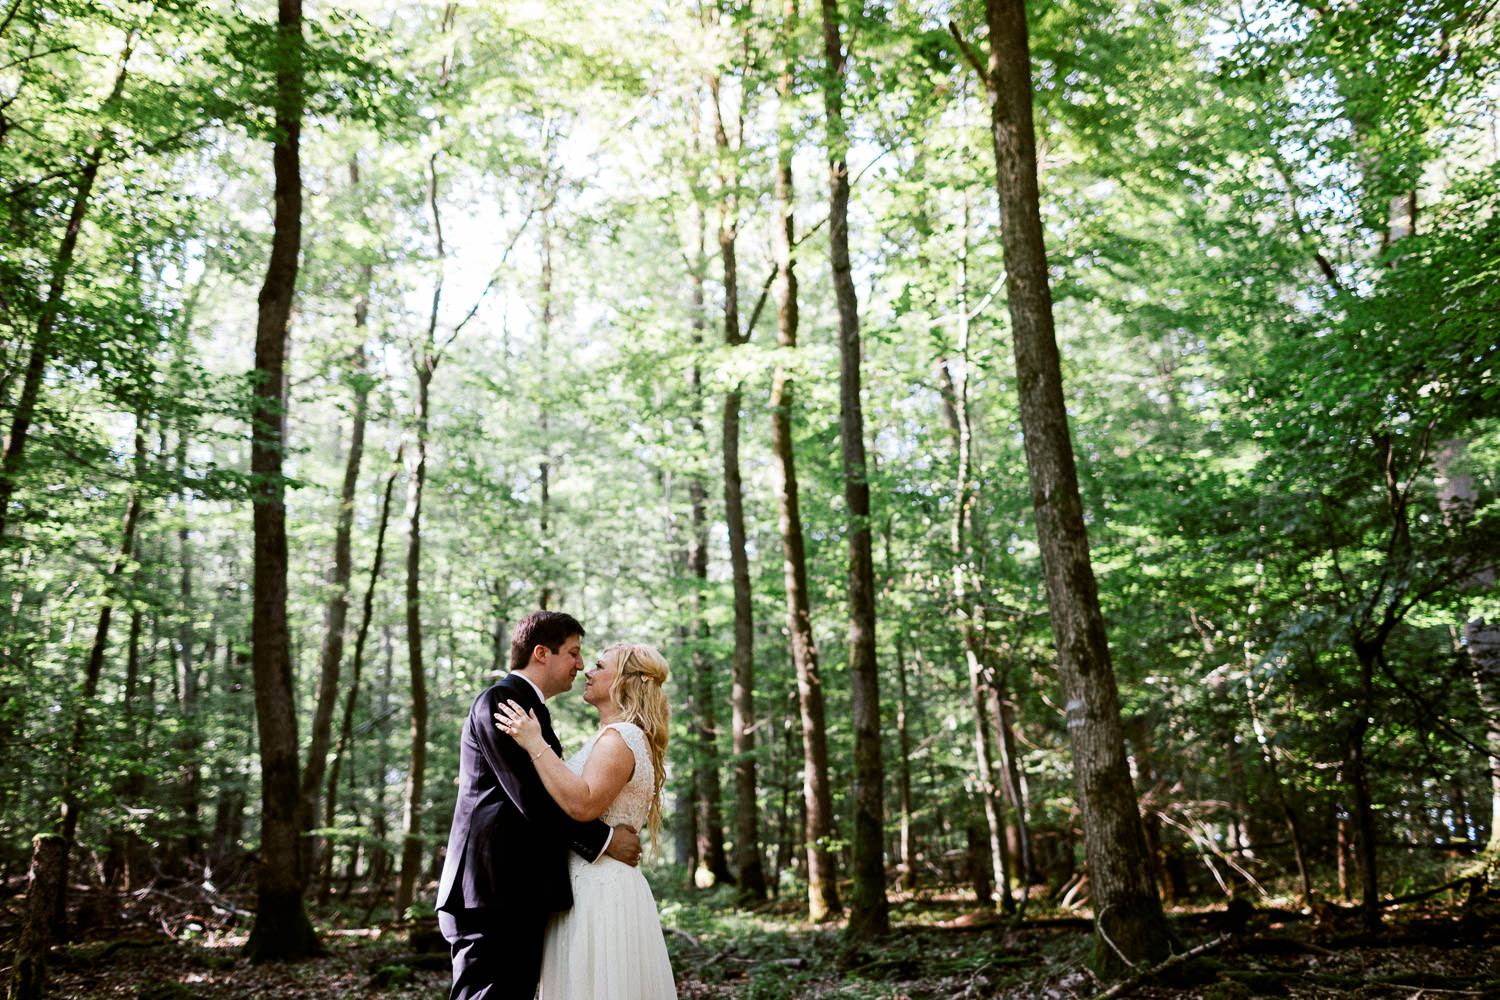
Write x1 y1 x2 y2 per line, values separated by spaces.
8 834 65 1000
980 0 1170 972
243 0 317 961
820 0 888 940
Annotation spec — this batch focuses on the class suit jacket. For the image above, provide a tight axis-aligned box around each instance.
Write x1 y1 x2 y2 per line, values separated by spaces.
436 673 612 917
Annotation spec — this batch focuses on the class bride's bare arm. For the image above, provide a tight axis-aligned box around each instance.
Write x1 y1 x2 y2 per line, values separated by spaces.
495 702 635 822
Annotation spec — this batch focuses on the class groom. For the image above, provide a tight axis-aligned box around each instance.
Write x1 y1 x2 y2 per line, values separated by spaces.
436 609 642 1000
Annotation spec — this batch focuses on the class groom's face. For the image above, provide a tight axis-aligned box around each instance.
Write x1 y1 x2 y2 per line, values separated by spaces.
536 633 585 698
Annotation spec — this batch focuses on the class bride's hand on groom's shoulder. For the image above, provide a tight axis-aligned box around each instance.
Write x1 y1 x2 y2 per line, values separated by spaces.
495 700 546 756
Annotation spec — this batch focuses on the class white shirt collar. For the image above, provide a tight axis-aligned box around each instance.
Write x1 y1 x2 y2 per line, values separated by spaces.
513 671 546 703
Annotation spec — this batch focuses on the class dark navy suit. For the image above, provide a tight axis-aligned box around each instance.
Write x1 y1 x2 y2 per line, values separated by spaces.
436 673 611 1000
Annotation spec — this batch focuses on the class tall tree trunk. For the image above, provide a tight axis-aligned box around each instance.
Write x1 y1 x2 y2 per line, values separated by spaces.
370 626 396 894
0 33 134 543
243 0 317 962
174 428 201 861
992 670 1033 902
883 517 917 890
674 211 708 881
322 449 399 902
298 253 372 885
974 0 1171 971
213 636 251 869
709 69 749 893
949 214 1013 913
773 3 838 920
819 0 888 940
894 637 916 890
110 604 149 889
395 155 445 919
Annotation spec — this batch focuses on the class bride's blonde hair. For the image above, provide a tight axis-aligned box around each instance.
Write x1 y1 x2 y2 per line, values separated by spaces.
603 641 669 846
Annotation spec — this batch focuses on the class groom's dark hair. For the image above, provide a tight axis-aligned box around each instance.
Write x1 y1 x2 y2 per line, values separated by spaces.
510 610 585 673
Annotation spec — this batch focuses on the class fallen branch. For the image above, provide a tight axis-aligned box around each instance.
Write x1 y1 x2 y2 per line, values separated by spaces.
1090 933 1232 1000
1381 874 1481 908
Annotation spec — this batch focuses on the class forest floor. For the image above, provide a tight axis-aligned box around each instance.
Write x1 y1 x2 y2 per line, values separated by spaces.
5 877 1499 999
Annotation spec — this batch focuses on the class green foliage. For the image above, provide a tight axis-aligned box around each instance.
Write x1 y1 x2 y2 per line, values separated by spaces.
1 0 1496 941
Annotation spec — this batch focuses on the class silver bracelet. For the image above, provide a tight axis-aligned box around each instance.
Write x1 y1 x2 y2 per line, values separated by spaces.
530 748 545 760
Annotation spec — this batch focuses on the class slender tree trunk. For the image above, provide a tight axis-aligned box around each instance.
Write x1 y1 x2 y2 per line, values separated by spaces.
975 0 1170 971
692 475 730 885
708 71 752 893
993 672 1033 900
894 632 915 889
1248 673 1312 902
882 516 917 890
949 218 1013 913
298 276 371 885
322 449 398 902
243 0 317 962
174 428 201 861
213 635 251 869
674 202 708 882
395 151 451 919
773 3 838 920
819 0 888 940
110 605 149 889
370 626 396 896
684 190 719 883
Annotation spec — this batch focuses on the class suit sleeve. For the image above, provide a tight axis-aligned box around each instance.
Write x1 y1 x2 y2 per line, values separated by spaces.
471 688 612 861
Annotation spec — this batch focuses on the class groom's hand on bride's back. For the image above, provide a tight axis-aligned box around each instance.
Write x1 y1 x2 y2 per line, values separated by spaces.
605 825 642 867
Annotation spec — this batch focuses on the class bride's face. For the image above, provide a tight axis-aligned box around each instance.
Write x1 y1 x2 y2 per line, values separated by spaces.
582 650 621 711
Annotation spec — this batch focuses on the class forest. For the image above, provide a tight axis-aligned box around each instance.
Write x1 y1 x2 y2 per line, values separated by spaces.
2 0 1499 997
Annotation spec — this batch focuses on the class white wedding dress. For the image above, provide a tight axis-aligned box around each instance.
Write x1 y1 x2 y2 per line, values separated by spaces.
539 721 677 1000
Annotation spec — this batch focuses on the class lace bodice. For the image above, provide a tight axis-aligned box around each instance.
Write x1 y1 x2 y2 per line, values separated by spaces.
565 721 654 831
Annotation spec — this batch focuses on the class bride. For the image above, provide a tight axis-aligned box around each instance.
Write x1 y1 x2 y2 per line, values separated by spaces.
494 641 677 1000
